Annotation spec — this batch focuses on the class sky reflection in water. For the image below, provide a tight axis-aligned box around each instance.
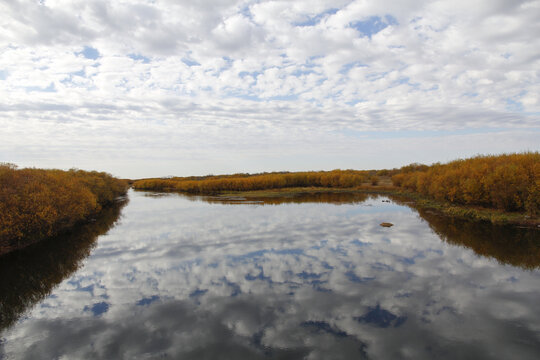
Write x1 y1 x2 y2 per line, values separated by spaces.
1 190 540 359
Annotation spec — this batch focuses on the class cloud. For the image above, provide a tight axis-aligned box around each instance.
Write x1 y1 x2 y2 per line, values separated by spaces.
0 0 538 176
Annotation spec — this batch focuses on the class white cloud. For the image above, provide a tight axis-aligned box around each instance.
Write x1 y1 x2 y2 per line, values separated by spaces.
0 0 538 177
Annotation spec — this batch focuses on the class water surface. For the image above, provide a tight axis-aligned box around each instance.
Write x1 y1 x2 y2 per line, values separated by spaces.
1 190 539 359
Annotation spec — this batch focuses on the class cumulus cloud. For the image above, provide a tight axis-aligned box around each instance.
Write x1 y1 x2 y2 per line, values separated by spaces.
0 0 538 176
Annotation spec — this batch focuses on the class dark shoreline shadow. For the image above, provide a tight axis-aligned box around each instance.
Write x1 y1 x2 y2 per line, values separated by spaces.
0 198 128 331
138 189 373 206
388 195 540 270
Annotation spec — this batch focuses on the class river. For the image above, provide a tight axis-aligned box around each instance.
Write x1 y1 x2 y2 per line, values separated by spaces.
1 190 539 359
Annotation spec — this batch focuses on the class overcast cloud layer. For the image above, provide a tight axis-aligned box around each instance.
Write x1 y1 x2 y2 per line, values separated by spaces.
1 0 539 177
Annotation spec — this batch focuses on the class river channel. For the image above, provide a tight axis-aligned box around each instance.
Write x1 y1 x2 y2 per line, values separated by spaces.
1 190 539 359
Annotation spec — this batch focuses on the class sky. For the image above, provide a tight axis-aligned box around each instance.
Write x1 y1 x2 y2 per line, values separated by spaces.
1 0 539 179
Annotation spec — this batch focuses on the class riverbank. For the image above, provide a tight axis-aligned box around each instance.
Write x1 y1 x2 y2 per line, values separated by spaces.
134 184 539 227
0 164 129 256
132 152 539 227
209 186 539 228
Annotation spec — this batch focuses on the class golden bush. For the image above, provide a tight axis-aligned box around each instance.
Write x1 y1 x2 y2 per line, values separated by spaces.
392 153 540 214
0 165 128 249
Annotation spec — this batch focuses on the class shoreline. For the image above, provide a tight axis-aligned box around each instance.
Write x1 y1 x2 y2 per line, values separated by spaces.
175 186 539 228
0 195 128 257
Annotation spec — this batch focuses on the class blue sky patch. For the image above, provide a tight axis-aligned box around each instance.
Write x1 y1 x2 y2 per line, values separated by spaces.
189 289 208 297
80 46 99 60
273 248 304 256
239 5 253 19
307 55 324 64
345 271 375 283
506 98 524 112
345 99 364 106
245 270 272 282
25 82 56 93
292 68 317 77
351 239 371 247
355 304 407 328
182 58 200 67
340 61 367 75
238 70 261 78
136 295 160 306
128 53 150 63
321 262 334 270
366 71 389 81
350 15 398 38
301 321 348 337
294 8 339 27
296 271 323 279
221 277 242 297
71 69 85 77
396 76 410 85
84 302 109 316
370 262 394 271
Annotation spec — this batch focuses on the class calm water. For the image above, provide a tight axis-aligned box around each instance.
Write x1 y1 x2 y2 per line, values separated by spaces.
1 190 539 359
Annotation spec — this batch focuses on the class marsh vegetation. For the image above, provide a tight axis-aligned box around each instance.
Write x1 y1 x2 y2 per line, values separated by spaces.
391 152 540 215
133 169 380 193
0 164 128 255
132 152 540 225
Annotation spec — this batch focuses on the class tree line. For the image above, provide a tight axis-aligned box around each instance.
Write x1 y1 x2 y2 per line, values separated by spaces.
0 164 128 253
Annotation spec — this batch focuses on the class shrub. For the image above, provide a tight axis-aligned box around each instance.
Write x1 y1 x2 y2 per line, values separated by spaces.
0 165 128 250
392 152 540 213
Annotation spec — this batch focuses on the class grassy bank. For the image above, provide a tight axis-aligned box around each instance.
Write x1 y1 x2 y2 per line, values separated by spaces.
215 184 393 198
391 152 539 215
133 169 382 193
132 152 539 226
0 164 129 255
211 187 539 227
387 190 539 227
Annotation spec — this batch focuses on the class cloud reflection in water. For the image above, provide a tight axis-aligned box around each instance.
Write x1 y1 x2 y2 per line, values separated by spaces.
1 190 540 359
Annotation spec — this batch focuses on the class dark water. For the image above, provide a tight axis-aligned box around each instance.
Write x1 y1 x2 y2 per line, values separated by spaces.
1 190 539 359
